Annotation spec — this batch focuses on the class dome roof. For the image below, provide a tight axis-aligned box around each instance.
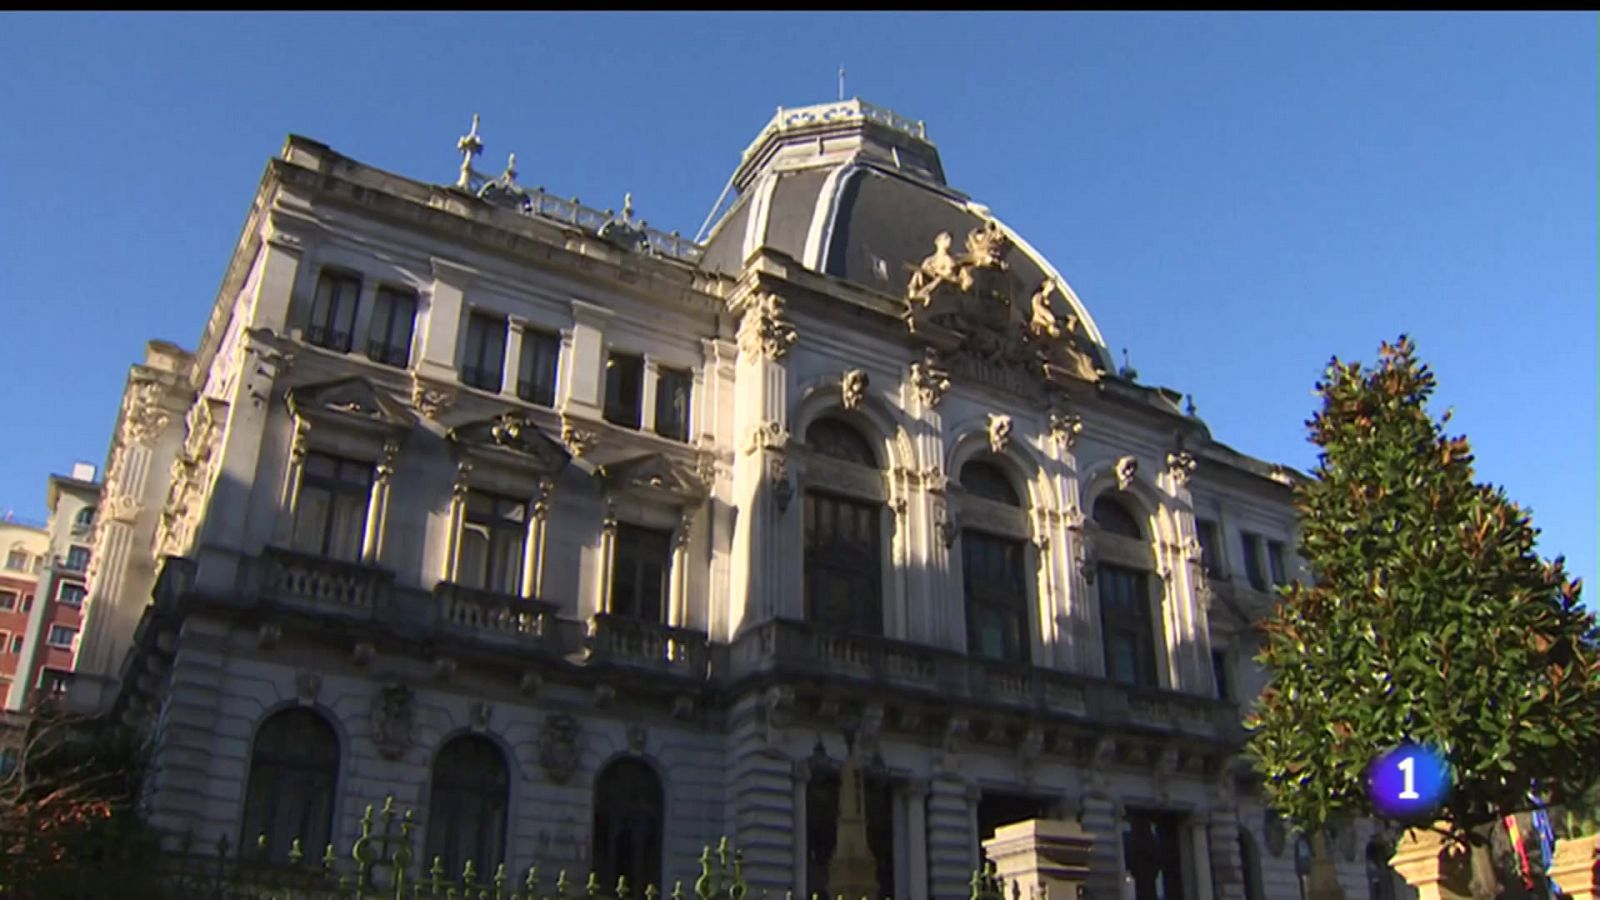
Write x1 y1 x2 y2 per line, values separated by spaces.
701 100 1113 373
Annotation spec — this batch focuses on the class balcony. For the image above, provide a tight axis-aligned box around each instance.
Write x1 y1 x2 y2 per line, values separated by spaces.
586 613 708 679
434 581 557 650
246 548 394 622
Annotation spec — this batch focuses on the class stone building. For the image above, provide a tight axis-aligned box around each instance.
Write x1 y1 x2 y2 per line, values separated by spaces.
90 100 1412 899
4 464 99 711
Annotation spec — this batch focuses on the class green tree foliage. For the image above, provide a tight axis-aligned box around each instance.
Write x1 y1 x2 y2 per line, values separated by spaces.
1245 337 1600 850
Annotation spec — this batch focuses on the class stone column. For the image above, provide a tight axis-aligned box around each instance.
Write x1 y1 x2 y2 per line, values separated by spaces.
593 503 619 617
1078 793 1122 898
667 510 693 627
441 461 471 583
1188 821 1215 900
522 478 554 599
361 438 399 565
1389 827 1472 900
927 774 975 899
502 316 527 397
981 819 1093 900
1550 835 1600 900
792 760 811 900
563 300 613 419
904 779 930 900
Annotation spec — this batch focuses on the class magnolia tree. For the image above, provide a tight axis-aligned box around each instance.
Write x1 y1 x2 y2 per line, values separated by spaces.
1245 337 1600 892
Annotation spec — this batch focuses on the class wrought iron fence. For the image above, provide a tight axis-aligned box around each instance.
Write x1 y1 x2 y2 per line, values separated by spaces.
0 794 1010 900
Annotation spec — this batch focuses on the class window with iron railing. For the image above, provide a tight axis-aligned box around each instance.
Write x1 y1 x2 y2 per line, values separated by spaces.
461 313 507 392
517 328 560 407
307 270 362 353
653 367 692 442
366 286 417 368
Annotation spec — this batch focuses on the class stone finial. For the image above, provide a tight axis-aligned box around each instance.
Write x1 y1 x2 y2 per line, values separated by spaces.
456 114 484 190
504 153 518 182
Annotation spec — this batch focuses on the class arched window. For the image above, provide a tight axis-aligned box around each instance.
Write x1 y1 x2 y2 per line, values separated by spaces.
1092 495 1142 538
240 709 339 864
1365 838 1396 900
959 458 1029 663
961 460 1021 506
593 758 664 894
807 418 877 467
1093 493 1158 687
424 735 509 879
1238 828 1264 900
804 418 883 635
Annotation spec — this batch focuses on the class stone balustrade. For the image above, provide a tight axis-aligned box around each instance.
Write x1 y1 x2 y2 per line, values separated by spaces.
586 613 710 679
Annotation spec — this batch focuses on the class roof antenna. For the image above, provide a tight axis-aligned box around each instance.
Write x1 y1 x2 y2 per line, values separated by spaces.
838 65 846 102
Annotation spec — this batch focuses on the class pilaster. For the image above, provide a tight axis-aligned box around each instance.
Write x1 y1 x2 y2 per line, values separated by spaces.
1077 793 1121 898
503 316 527 397
562 299 613 419
1207 812 1246 900
927 774 975 899
417 257 474 383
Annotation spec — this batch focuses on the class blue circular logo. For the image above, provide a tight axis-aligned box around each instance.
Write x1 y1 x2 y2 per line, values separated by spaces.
1367 743 1451 820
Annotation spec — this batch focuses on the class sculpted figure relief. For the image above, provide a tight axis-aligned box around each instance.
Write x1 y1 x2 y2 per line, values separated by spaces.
907 231 970 306
371 682 415 760
539 713 580 784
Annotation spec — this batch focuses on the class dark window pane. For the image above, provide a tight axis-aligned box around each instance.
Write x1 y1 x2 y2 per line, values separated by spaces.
308 271 361 353
612 524 672 622
291 452 372 562
806 419 877 467
961 460 1021 506
1212 649 1231 700
1268 540 1288 586
803 492 881 634
1093 495 1142 539
1123 809 1186 900
425 736 508 878
1196 519 1223 577
604 354 644 428
1242 533 1266 590
517 329 561 407
366 287 417 368
462 313 507 392
240 709 338 865
654 367 692 442
459 489 527 594
1098 564 1156 687
963 531 1029 664
593 759 663 893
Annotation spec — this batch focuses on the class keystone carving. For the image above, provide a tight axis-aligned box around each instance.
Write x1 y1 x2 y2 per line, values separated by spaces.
841 368 869 410
986 413 1013 454
910 347 951 408
1115 455 1139 491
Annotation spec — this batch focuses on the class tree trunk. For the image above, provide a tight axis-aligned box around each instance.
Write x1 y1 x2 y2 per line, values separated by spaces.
1467 824 1502 900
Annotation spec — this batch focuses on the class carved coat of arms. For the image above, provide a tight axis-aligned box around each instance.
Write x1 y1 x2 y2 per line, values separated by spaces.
371 682 415 760
538 713 580 784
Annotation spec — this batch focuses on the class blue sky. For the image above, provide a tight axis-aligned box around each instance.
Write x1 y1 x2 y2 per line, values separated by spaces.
1 13 1594 608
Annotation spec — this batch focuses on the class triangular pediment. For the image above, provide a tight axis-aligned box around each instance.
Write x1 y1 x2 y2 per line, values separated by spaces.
599 453 707 503
287 377 415 429
448 412 571 474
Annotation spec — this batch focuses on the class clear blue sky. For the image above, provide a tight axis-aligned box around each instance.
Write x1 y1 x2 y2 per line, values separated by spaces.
1 13 1594 608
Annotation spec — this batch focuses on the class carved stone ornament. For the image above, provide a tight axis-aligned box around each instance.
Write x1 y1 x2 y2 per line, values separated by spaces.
1029 280 1077 341
469 701 492 732
409 377 456 419
371 682 416 760
1166 449 1197 487
733 291 798 360
538 713 581 784
769 455 794 513
560 417 597 458
910 347 951 408
841 368 869 410
295 671 322 705
742 420 789 455
1049 410 1083 451
124 381 172 447
986 413 1013 454
1115 455 1139 491
937 504 959 549
626 722 648 754
907 231 971 306
105 493 141 524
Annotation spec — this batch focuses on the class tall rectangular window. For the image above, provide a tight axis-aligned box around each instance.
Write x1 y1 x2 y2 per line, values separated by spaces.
366 286 417 368
57 583 86 607
4 551 27 571
8 635 20 653
1195 519 1223 577
1123 809 1186 899
307 270 362 353
291 453 372 562
1267 539 1288 586
0 591 15 611
654 367 692 442
1241 531 1267 591
963 531 1030 664
609 524 672 623
517 329 561 408
803 492 882 635
457 491 527 596
64 545 90 572
1212 649 1231 701
1098 564 1157 688
603 353 644 429
461 313 508 392
47 626 76 649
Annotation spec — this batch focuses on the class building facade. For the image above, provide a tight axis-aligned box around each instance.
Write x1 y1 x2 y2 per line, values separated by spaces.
0 518 50 711
5 466 98 711
92 101 1411 899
